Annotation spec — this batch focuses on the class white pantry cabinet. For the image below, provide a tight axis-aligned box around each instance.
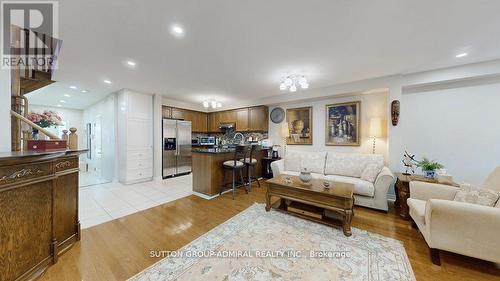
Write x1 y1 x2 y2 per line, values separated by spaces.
117 90 154 184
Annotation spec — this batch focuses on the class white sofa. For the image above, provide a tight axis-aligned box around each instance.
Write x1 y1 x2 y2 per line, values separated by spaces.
270 150 395 211
407 167 500 265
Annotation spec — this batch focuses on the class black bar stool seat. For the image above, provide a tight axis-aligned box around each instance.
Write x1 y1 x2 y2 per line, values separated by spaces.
220 145 250 199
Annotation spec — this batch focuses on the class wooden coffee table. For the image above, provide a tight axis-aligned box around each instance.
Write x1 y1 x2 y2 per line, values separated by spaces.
266 175 355 236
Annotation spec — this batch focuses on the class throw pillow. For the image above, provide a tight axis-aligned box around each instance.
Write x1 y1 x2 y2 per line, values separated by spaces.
453 183 500 207
360 163 383 183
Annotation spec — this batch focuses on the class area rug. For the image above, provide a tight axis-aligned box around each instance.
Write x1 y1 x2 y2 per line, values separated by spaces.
129 204 415 281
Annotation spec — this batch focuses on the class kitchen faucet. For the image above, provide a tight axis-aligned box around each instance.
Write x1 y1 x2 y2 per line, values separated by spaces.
233 132 245 144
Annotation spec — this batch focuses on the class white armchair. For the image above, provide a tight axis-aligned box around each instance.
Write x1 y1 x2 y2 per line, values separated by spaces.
407 167 500 265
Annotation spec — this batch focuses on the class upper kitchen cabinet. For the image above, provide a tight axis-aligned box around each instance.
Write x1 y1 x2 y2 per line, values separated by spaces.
163 107 208 132
171 107 185 120
235 108 249 131
249 106 269 131
162 106 172 119
207 111 222 133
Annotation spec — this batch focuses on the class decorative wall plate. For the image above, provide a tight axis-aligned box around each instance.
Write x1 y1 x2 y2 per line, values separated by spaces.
270 107 285 123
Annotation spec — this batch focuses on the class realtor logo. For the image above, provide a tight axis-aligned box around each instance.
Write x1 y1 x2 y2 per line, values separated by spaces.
1 1 59 69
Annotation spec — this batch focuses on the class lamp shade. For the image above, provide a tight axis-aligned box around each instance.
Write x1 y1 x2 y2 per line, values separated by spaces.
369 117 383 138
281 122 290 138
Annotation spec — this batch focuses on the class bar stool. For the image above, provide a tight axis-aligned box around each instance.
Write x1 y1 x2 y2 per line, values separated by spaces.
240 145 261 191
221 145 249 199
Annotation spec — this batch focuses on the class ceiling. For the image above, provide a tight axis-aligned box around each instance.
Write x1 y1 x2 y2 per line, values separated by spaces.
26 82 110 110
44 0 500 109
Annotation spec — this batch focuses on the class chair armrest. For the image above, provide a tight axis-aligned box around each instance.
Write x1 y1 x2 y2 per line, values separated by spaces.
270 159 284 177
410 181 458 201
374 167 395 195
425 199 500 262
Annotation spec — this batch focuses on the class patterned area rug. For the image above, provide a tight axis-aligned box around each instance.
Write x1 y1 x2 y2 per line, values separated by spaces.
130 204 415 281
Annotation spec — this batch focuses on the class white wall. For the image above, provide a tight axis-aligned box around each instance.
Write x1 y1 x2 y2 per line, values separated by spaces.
83 95 116 182
30 105 85 148
268 91 389 162
402 82 500 185
0 70 11 152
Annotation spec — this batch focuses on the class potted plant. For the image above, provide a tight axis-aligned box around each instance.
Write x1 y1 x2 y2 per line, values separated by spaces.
417 157 444 178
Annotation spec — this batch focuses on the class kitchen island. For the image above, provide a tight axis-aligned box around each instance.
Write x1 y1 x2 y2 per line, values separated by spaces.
192 147 267 198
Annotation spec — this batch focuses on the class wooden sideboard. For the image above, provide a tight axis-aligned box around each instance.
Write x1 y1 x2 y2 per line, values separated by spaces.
0 150 86 281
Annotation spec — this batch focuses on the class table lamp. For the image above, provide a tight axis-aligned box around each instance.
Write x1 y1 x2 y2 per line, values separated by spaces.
281 122 290 157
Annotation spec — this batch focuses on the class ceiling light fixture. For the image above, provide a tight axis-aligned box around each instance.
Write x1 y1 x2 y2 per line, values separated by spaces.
126 60 136 67
170 24 184 37
103 80 112 84
81 90 88 93
59 100 66 103
69 86 77 89
279 74 309 92
64 94 70 97
202 99 222 109
455 52 468 58
57 104 62 107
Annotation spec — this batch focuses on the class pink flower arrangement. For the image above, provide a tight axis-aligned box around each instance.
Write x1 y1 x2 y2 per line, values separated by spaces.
27 110 63 128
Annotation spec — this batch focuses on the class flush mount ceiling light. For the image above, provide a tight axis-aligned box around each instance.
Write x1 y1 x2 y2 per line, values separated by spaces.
455 52 468 58
170 24 184 37
59 100 66 103
279 74 309 92
202 99 222 109
81 90 88 93
69 85 77 89
64 94 70 97
126 60 136 67
103 79 112 84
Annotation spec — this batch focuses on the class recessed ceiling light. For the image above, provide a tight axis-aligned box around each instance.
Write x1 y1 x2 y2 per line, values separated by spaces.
69 86 77 89
104 80 112 84
81 90 87 93
126 60 136 67
170 24 184 37
64 94 70 97
60 100 66 103
455 53 468 58
57 104 62 107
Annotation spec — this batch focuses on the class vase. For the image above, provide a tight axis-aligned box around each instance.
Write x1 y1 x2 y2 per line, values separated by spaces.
32 129 39 140
423 170 436 179
299 168 312 183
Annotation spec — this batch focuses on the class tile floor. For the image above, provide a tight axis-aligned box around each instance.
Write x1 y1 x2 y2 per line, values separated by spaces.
79 174 193 229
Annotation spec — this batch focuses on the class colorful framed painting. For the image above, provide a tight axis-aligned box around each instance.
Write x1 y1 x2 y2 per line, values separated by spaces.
286 107 313 145
325 101 361 146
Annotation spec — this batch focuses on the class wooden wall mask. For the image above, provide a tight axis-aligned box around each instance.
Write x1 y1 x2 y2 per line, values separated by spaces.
391 100 400 126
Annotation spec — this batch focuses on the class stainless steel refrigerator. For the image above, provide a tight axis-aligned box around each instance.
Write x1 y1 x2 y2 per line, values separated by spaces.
162 119 192 178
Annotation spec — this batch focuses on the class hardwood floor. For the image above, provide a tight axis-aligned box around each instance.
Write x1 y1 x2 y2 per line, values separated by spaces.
40 183 500 281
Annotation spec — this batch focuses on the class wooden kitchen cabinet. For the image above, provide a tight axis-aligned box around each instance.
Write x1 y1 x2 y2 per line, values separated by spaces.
235 108 249 131
162 106 172 118
208 112 222 132
162 107 208 132
249 106 269 131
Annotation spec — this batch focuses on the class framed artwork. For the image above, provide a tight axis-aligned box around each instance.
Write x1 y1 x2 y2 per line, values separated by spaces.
325 101 361 146
286 107 312 145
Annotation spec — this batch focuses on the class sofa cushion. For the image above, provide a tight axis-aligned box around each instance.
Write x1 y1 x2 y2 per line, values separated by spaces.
325 175 375 197
300 152 327 174
407 198 426 225
325 152 384 178
282 171 324 180
284 151 327 174
284 151 302 172
360 163 383 183
454 183 500 207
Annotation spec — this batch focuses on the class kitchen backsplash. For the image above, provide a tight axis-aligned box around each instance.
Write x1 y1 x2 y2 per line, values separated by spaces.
193 129 268 144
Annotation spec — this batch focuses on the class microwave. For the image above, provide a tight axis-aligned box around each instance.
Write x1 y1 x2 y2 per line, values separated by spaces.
200 136 216 145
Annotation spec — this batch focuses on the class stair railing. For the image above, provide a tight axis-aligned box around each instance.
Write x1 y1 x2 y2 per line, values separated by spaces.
10 110 60 140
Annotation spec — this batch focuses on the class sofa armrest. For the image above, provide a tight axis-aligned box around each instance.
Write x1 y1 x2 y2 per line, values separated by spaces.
371 167 395 211
410 181 458 201
270 159 284 177
425 199 500 262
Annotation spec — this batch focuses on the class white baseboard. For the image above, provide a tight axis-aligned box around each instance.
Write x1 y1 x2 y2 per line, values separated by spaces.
192 189 232 200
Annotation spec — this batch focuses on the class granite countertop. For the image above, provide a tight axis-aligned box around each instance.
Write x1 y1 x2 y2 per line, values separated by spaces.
0 149 88 161
192 145 269 154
